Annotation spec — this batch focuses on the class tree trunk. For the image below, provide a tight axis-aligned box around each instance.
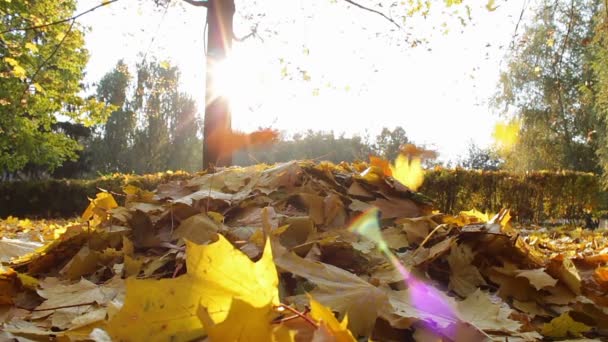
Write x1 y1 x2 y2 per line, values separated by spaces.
203 0 235 169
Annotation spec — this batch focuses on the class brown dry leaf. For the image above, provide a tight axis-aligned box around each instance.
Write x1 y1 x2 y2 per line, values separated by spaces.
395 216 436 245
347 181 375 199
24 277 123 331
171 213 219 244
276 252 390 337
447 243 487 297
348 199 372 212
456 289 521 334
372 197 421 219
515 268 558 290
299 193 326 225
548 256 582 295
324 193 346 227
381 226 409 250
386 286 460 329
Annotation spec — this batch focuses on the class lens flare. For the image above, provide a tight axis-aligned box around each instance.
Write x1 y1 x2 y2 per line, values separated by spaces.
349 207 459 337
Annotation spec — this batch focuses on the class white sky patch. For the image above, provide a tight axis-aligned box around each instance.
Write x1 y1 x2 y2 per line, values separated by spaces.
77 0 530 162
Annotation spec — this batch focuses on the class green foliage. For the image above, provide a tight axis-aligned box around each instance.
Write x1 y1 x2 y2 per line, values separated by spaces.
421 168 603 222
372 127 409 161
458 142 502 170
0 0 110 172
494 0 601 172
88 60 202 174
591 6 608 184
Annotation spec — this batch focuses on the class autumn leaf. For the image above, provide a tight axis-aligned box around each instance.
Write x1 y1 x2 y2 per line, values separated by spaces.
309 295 356 342
515 268 557 290
389 154 425 191
198 298 293 342
276 251 390 336
541 312 591 338
0 238 42 262
81 192 118 222
107 235 279 341
493 119 520 152
456 289 521 334
447 243 487 297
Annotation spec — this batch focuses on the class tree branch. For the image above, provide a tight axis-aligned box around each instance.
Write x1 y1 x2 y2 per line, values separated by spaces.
339 0 400 29
181 0 208 7
0 0 119 34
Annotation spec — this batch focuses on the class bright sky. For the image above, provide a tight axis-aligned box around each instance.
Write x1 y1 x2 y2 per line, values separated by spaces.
77 0 529 162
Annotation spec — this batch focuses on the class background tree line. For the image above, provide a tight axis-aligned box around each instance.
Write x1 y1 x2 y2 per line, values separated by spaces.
4 0 608 181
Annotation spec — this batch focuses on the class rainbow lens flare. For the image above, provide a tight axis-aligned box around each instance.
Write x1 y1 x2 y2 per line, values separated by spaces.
349 207 459 338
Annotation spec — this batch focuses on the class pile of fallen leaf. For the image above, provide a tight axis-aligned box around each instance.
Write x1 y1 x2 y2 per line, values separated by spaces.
1 160 608 341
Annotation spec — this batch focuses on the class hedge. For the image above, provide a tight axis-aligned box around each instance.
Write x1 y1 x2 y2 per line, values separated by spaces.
1 168 605 222
420 168 606 223
0 171 193 218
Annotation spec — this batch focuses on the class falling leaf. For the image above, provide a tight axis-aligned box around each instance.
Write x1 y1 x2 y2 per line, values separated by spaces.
541 312 591 338
485 0 498 11
493 119 520 152
390 155 425 191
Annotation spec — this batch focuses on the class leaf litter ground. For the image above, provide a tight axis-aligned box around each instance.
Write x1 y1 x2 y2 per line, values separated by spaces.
1 160 608 341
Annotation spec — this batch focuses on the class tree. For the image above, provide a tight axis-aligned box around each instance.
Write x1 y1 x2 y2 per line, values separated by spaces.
234 130 372 165
373 126 409 161
0 0 109 172
88 60 202 174
494 0 601 172
91 61 135 173
458 142 502 170
591 4 608 180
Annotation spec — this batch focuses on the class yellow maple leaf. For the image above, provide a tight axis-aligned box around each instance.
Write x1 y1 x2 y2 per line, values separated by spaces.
81 192 118 222
541 312 591 338
107 235 279 341
199 298 294 342
309 296 356 342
